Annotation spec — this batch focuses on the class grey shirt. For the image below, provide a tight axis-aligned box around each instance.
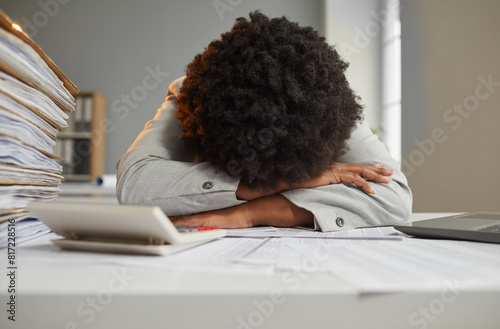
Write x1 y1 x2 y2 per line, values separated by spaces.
116 77 412 231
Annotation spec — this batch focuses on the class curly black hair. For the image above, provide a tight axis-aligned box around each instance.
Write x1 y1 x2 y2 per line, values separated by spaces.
177 11 363 191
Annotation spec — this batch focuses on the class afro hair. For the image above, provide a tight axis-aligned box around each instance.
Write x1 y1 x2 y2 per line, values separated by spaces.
176 11 363 191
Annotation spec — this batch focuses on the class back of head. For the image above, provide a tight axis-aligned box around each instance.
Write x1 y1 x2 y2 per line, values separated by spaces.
177 11 363 190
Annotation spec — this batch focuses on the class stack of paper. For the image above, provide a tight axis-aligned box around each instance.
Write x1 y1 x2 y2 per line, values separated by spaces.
0 10 78 225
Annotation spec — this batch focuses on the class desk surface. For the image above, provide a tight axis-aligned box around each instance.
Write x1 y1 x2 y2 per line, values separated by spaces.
2 213 500 329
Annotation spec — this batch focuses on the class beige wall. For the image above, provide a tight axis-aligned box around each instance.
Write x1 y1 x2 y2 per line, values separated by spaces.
323 0 382 131
401 0 500 212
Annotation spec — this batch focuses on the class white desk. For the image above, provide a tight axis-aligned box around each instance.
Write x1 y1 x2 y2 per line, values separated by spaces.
2 213 500 329
57 182 118 204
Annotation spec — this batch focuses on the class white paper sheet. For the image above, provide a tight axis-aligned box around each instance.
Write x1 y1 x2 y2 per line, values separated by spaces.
0 29 74 111
276 237 500 292
0 136 62 172
0 164 63 185
93 174 117 189
11 231 500 293
0 89 59 138
233 238 281 266
0 216 51 248
225 225 403 240
12 233 274 275
0 185 61 208
0 109 55 151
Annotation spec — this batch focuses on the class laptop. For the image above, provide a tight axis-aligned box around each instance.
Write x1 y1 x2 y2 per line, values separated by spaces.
27 202 226 255
394 212 500 244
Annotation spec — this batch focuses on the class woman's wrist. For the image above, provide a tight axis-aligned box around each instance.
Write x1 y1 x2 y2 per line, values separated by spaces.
236 179 291 201
244 195 314 227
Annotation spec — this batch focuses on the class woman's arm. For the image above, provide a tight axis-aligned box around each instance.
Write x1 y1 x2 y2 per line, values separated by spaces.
170 122 411 231
236 162 394 200
171 195 314 229
116 77 245 216
280 121 412 231
117 78 411 230
171 163 395 229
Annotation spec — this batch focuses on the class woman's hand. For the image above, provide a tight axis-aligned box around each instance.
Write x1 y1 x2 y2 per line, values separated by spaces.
296 162 393 194
237 162 394 200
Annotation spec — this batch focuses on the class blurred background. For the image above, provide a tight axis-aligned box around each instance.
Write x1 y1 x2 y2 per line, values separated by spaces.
2 0 500 212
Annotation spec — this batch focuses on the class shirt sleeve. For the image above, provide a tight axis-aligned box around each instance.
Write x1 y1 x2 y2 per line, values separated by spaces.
116 77 245 216
280 121 413 231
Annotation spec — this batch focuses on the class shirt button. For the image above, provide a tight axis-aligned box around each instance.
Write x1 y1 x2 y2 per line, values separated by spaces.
336 217 344 227
202 181 214 190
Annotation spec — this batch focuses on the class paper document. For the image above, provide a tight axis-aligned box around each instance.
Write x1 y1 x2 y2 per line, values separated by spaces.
11 229 500 294
0 27 74 111
0 10 72 222
0 164 63 186
14 233 274 275
276 238 500 292
0 71 68 129
0 89 58 139
0 185 61 208
225 226 402 240
0 216 51 248
0 111 56 153
0 136 62 172
233 238 281 266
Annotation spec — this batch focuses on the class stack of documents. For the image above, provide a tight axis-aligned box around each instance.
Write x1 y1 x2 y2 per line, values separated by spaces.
0 10 78 226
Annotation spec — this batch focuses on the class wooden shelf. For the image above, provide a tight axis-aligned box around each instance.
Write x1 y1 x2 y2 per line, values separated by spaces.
58 132 92 139
55 92 106 182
